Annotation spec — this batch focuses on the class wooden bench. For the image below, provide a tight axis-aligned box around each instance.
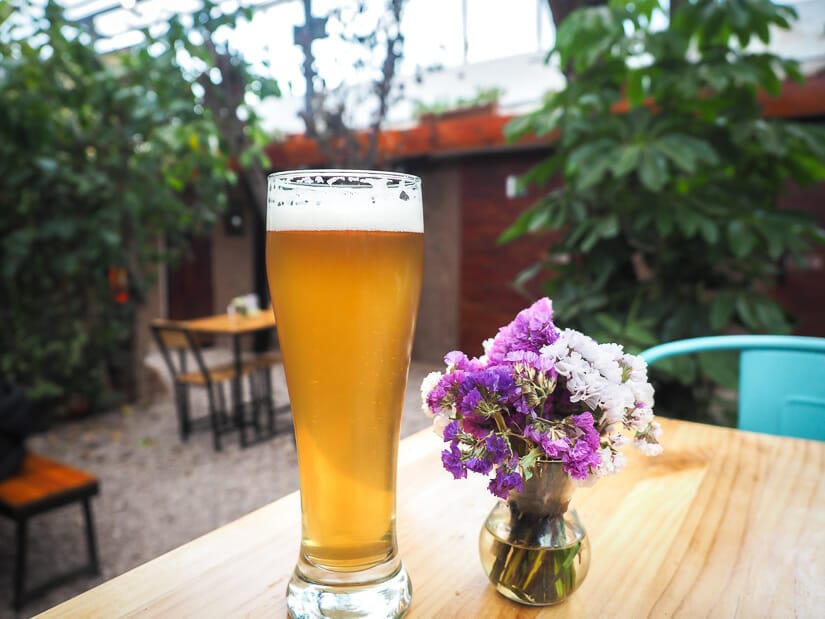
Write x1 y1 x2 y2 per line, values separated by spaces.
0 453 100 611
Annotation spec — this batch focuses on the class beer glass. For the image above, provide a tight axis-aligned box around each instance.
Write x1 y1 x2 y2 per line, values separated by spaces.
266 170 423 618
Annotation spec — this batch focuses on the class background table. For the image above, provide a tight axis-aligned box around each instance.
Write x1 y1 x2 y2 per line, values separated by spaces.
40 417 825 617
179 311 278 446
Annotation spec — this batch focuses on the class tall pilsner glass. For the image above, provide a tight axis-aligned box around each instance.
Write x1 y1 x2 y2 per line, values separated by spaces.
266 170 423 618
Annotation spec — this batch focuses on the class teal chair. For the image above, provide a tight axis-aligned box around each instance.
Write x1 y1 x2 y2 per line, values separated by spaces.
639 335 825 441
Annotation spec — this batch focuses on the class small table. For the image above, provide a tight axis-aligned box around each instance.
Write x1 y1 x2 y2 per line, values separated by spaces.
178 311 279 447
39 417 825 617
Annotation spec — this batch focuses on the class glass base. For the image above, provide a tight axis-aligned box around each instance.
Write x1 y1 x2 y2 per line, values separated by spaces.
286 557 412 619
479 502 590 606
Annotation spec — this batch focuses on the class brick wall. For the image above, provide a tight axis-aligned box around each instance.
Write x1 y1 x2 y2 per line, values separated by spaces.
774 180 825 337
457 150 825 351
459 151 561 354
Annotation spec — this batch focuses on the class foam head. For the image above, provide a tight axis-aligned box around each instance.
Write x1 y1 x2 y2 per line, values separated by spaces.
267 170 423 233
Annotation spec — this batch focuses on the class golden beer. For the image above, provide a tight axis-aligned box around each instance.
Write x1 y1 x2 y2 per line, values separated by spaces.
267 170 422 618
266 229 423 570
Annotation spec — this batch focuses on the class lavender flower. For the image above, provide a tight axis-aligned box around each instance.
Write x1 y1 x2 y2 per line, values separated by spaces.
485 433 510 462
487 298 559 364
488 468 523 499
441 442 466 479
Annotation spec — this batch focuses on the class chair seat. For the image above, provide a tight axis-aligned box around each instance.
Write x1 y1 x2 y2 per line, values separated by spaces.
176 359 259 386
0 454 98 517
251 350 283 368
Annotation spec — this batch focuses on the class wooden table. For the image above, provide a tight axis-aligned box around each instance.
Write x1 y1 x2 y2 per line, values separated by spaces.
40 417 825 618
178 311 278 446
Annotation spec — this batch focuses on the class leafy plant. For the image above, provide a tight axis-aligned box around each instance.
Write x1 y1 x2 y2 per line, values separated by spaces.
502 0 825 422
0 1 276 411
413 87 504 119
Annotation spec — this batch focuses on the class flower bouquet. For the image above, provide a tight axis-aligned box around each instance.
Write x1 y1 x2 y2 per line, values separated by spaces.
421 298 662 604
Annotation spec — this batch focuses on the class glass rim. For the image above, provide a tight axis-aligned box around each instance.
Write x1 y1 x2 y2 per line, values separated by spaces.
268 169 420 189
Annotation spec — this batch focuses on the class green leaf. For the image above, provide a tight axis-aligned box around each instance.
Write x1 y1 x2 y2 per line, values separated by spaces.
566 139 616 174
35 157 59 174
736 295 758 329
611 145 640 177
698 216 720 244
638 150 668 192
627 69 645 107
727 221 757 257
519 447 543 480
499 206 539 243
697 351 739 391
504 114 534 141
710 293 736 330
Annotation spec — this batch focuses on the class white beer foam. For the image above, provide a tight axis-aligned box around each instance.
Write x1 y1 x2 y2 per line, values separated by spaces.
267 170 423 233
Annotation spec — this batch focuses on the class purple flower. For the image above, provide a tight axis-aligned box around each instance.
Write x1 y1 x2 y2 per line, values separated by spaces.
570 411 594 430
466 456 493 475
505 350 556 375
561 430 602 480
472 365 516 398
485 433 510 463
426 372 463 412
525 424 570 459
441 443 466 479
444 351 486 372
487 298 559 364
442 420 460 442
488 468 523 499
457 387 483 414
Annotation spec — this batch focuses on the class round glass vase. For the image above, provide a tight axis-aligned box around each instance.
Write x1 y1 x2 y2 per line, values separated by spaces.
478 461 590 606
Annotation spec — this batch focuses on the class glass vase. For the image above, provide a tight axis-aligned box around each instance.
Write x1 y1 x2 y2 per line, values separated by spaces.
478 462 590 606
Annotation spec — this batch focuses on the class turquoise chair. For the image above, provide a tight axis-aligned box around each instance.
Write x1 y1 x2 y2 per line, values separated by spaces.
639 335 825 441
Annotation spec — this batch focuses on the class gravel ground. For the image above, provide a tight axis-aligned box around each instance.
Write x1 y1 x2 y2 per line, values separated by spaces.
0 357 440 617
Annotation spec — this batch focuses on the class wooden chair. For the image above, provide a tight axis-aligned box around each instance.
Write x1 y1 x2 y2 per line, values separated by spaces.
150 320 274 451
0 454 100 611
640 335 825 441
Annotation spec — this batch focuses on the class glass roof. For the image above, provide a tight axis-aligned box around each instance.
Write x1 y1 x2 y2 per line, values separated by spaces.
56 0 294 52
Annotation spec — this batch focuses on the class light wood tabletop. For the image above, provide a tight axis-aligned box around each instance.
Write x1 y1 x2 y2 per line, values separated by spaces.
177 311 276 335
40 417 825 618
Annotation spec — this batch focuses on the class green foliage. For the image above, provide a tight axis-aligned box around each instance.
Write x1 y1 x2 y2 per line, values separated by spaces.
503 0 825 421
0 1 274 408
413 87 504 118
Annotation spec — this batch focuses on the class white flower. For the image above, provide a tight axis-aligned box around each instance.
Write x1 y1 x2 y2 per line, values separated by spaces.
432 414 450 438
630 381 655 408
420 371 442 417
607 432 628 449
595 447 627 477
482 338 494 356
622 353 649 382
627 406 654 430
634 439 663 456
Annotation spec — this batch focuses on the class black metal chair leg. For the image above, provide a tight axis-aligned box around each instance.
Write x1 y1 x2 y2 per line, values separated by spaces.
174 383 190 441
13 517 27 611
249 374 262 436
262 368 276 435
216 383 227 425
82 498 100 575
207 385 222 452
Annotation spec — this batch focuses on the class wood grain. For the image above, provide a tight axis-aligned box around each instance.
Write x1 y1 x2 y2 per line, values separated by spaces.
39 418 825 618
0 454 98 511
178 311 276 336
